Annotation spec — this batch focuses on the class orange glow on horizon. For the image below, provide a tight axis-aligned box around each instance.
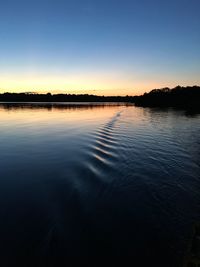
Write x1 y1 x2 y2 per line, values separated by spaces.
0 74 145 96
0 73 197 96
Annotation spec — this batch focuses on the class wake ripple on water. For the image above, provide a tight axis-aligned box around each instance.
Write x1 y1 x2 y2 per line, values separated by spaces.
60 110 123 205
87 111 122 173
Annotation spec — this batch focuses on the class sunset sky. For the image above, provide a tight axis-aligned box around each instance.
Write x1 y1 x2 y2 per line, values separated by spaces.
0 0 200 96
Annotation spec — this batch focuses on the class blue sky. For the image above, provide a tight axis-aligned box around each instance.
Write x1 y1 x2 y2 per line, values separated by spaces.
0 0 200 95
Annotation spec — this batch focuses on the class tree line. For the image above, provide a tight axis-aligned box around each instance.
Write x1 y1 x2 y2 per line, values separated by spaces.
133 86 200 110
0 86 199 111
0 92 133 102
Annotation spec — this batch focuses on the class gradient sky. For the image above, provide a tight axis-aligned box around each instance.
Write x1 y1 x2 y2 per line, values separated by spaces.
0 0 200 95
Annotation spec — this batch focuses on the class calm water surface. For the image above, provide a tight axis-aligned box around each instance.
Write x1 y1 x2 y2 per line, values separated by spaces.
0 103 200 267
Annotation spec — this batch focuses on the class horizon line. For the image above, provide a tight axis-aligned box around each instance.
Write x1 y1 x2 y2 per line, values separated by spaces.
0 84 199 97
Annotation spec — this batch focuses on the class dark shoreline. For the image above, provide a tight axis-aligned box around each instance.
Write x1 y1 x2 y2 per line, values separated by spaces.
0 93 133 102
0 86 200 113
132 86 200 111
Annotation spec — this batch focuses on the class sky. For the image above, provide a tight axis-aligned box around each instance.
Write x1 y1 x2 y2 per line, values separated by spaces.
0 0 200 96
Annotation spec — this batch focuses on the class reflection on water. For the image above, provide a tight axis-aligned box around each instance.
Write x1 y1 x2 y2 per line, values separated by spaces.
0 102 130 111
0 103 200 267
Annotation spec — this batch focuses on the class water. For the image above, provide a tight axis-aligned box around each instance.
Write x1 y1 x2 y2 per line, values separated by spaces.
0 103 200 267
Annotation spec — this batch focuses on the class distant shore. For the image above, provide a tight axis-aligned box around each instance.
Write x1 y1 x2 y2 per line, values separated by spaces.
0 86 200 112
0 93 132 103
132 86 200 111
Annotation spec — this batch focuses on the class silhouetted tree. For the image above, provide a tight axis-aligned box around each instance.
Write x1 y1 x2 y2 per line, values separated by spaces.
133 86 200 111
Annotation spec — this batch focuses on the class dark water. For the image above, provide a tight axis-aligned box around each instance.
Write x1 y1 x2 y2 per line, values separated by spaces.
0 103 200 267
